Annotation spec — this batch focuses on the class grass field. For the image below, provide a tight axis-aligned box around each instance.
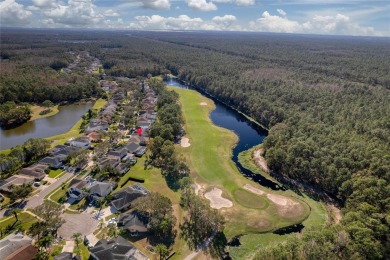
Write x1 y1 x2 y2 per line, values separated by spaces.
48 169 63 178
0 212 38 238
30 105 60 121
171 87 312 239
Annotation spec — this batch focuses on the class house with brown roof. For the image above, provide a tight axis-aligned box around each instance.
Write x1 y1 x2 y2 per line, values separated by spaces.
0 233 36 260
19 163 49 180
0 175 34 193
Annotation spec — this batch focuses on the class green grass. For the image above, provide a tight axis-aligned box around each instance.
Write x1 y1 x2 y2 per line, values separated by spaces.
48 169 63 178
171 87 311 238
74 243 90 260
233 189 269 209
30 105 60 121
0 212 38 238
48 183 69 202
50 240 66 259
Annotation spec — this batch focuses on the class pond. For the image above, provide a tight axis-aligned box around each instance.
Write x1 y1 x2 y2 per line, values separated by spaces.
0 103 93 150
165 78 283 190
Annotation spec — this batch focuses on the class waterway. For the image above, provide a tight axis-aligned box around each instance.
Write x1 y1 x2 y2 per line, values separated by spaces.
165 78 283 190
0 103 93 150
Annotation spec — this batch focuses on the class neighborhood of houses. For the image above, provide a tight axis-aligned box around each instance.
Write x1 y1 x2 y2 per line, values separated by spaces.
0 78 160 260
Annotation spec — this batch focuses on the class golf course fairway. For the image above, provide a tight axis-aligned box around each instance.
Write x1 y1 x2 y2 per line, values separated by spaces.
170 86 316 238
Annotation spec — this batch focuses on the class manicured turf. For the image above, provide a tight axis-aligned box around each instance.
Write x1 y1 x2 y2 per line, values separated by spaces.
0 212 38 239
171 87 311 238
49 169 63 178
233 189 268 209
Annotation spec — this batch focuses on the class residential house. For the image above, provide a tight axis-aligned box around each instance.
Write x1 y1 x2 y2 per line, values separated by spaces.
5 244 38 260
107 148 128 160
124 142 141 154
53 252 74 260
87 131 103 143
99 156 121 170
39 156 63 169
88 181 114 202
0 175 34 193
19 163 49 181
118 212 148 236
0 233 36 260
110 184 148 211
134 147 146 157
89 236 148 260
69 137 91 148
67 178 88 201
49 145 80 158
116 163 130 175
85 119 109 134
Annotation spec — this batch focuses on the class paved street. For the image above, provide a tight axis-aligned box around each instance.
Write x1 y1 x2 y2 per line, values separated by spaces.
0 171 74 218
25 171 74 209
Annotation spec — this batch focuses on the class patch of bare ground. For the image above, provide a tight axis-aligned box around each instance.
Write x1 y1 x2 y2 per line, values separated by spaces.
181 137 191 147
243 184 305 219
193 182 204 195
325 204 342 225
253 148 269 173
242 68 292 81
200 102 208 106
204 188 233 209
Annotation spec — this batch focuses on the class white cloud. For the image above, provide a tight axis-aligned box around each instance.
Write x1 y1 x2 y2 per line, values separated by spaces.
277 9 286 16
186 0 217 11
212 14 237 27
32 0 54 8
130 14 208 30
141 0 170 10
250 9 380 36
0 0 32 25
235 0 255 6
103 9 120 17
42 0 105 26
129 14 242 31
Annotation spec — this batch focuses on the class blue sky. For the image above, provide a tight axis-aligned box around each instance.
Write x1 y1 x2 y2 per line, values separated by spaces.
1 0 389 36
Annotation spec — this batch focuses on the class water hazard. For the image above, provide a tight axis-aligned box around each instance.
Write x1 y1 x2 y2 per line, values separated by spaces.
0 103 93 150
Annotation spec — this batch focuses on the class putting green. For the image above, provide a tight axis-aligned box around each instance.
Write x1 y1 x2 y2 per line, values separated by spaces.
233 189 269 209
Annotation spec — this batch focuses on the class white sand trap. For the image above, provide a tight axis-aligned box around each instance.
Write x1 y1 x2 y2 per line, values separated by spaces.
200 102 208 106
205 188 233 209
244 184 265 195
180 137 191 147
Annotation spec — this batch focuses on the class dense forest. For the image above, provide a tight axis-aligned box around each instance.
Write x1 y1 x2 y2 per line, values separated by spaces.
1 29 389 259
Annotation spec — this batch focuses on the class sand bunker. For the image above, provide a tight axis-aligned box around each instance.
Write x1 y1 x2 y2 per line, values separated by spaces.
200 102 208 106
205 188 233 209
244 184 304 218
244 184 265 195
253 148 269 173
180 137 191 147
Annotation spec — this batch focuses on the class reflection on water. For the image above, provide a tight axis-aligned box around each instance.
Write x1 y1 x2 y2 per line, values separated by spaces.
0 103 93 150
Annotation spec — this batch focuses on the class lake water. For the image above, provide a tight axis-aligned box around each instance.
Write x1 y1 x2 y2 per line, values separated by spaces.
0 103 93 150
165 78 283 190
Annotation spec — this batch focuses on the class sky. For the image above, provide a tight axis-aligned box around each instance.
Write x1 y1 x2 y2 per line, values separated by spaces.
0 0 389 36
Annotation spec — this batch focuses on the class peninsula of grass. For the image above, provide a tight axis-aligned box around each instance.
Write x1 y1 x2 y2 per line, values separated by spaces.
30 105 60 121
171 87 312 238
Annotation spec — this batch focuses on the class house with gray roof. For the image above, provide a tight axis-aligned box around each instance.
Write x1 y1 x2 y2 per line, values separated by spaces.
88 181 115 202
89 236 148 260
0 233 35 260
118 212 149 237
110 185 148 211
68 178 88 201
40 156 63 169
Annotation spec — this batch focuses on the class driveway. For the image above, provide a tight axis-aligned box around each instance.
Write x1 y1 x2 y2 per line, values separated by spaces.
25 171 74 209
0 171 74 218
58 211 99 240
